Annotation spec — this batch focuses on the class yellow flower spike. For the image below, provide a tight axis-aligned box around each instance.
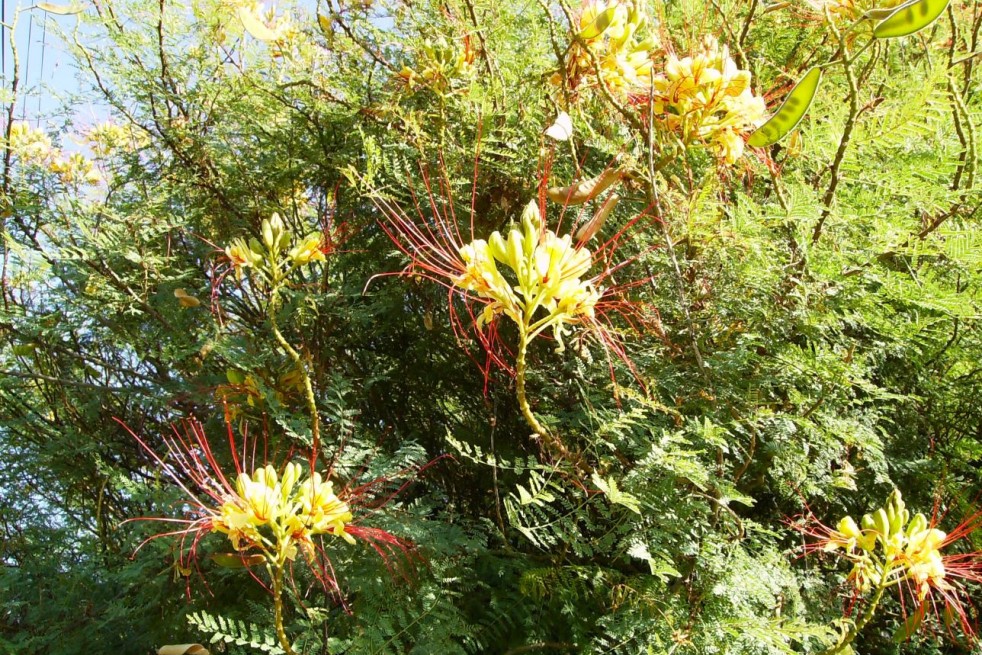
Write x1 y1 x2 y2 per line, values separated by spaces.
452 198 602 346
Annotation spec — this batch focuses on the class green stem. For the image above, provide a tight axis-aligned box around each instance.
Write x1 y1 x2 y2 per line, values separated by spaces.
269 288 321 461
515 328 547 439
272 563 298 655
816 575 889 655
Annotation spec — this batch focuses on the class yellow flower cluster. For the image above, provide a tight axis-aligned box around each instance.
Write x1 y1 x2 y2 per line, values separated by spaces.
455 200 599 350
231 0 298 43
396 37 475 94
824 490 947 601
8 122 102 184
214 462 355 561
49 153 102 185
651 36 766 165
7 122 53 163
6 122 103 184
557 0 659 95
85 122 149 157
225 213 325 280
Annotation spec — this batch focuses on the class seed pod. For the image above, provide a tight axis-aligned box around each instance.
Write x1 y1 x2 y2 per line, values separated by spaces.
238 6 279 41
547 167 623 206
575 193 620 242
864 0 915 20
747 67 822 148
579 5 619 40
873 0 950 39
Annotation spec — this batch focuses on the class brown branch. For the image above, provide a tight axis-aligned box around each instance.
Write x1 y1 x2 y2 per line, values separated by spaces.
813 28 863 245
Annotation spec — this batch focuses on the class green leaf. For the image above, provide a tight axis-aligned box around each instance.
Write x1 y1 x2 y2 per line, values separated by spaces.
892 606 924 643
592 473 642 514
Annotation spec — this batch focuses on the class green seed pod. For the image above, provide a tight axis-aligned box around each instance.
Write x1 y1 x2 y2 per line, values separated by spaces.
864 1 913 21
873 0 951 39
747 67 822 148
579 5 619 40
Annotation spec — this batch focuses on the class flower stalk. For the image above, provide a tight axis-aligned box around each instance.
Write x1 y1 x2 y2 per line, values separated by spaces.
515 327 546 439
816 572 889 655
227 212 328 460
269 288 321 462
271 562 297 655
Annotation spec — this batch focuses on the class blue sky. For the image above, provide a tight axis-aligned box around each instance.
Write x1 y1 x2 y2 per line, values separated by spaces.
2 1 326 132
2 2 89 127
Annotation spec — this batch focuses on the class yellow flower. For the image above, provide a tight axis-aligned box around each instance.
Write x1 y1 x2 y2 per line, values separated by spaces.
297 472 355 545
559 0 660 96
288 233 326 265
213 462 355 555
652 36 766 165
48 152 101 185
905 527 947 600
226 237 263 270
8 122 53 164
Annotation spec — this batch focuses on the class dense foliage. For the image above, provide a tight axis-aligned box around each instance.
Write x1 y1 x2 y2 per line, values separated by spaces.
2 0 981 653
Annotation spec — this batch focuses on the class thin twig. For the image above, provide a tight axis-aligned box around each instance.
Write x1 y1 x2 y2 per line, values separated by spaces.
813 22 864 245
